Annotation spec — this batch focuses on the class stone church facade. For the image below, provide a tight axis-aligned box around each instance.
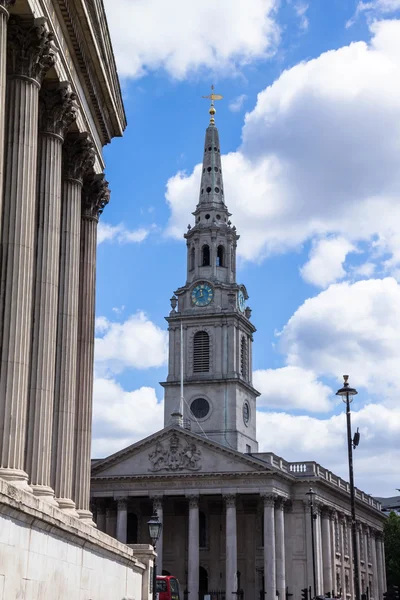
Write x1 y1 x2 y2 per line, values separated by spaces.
91 104 386 600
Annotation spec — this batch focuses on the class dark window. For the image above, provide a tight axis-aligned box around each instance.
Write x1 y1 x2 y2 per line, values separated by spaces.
193 331 210 372
202 245 210 266
199 567 208 593
241 336 248 379
207 166 211 172
190 247 195 271
217 245 224 267
200 511 207 547
215 187 219 193
156 581 167 593
190 397 210 418
243 402 250 425
127 513 138 544
206 186 211 193
170 579 179 594
246 444 251 453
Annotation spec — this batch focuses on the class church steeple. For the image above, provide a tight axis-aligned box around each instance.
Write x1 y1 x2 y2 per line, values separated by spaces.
161 92 260 454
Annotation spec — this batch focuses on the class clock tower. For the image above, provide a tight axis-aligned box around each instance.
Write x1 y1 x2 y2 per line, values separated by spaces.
161 93 260 453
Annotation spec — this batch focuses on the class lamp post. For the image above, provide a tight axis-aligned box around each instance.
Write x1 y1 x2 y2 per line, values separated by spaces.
336 375 360 600
148 513 162 600
306 488 317 600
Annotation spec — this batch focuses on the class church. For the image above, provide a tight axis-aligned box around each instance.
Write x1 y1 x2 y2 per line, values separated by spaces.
90 99 386 600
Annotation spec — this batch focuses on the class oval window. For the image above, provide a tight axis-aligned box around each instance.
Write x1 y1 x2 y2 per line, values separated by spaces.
243 402 250 426
191 398 210 419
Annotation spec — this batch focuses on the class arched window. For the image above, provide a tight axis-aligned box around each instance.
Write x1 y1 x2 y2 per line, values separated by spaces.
127 513 138 544
190 246 195 271
199 511 207 548
216 245 224 267
193 331 210 373
202 245 210 266
240 336 248 379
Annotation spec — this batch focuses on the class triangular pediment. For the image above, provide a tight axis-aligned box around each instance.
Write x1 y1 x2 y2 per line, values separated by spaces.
92 426 270 479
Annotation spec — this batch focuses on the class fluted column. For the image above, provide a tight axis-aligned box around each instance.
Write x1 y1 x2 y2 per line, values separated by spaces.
188 495 199 599
25 82 77 503
153 495 164 574
0 16 55 488
375 534 385 597
275 498 286 600
263 494 276 600
322 509 333 594
74 173 110 523
52 133 95 513
116 497 128 543
0 1 15 211
225 494 237 600
370 530 378 600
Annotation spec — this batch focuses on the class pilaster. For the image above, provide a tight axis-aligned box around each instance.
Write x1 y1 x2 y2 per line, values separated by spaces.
52 133 95 513
26 81 77 503
74 173 110 524
0 15 55 488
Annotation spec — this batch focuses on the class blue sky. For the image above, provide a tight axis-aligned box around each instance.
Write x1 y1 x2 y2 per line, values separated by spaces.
93 0 400 497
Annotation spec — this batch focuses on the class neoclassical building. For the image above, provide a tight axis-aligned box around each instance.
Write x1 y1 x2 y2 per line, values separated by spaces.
0 1 153 598
91 102 387 600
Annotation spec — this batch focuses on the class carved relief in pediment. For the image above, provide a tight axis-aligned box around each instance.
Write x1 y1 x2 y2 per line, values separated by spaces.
148 434 201 472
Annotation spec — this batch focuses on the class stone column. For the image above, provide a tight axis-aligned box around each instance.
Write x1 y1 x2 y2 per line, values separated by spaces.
188 495 199 600
375 534 385 597
116 497 128 543
225 494 238 600
322 509 333 595
52 133 95 513
315 506 324 595
25 82 77 504
275 498 286 600
0 1 15 211
73 173 109 524
330 512 337 596
96 499 106 532
263 494 276 600
0 16 55 488
153 496 164 574
370 530 378 600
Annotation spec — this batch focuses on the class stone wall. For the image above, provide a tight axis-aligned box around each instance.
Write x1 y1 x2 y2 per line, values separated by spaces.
0 478 153 600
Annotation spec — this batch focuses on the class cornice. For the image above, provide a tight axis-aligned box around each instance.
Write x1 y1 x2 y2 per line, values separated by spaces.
160 376 260 398
165 308 257 334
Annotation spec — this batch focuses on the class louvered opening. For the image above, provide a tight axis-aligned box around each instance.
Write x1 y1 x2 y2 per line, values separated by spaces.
241 336 247 379
193 331 210 372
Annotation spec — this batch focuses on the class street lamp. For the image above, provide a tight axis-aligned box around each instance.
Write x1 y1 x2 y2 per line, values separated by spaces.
306 488 317 600
148 513 162 600
336 375 360 600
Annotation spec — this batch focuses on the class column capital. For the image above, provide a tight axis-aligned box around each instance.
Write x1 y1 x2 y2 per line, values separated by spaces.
261 493 277 507
39 81 77 140
7 16 56 85
223 493 236 508
0 0 15 16
187 494 199 509
63 133 95 184
82 173 110 221
275 495 287 510
117 497 128 510
152 495 163 512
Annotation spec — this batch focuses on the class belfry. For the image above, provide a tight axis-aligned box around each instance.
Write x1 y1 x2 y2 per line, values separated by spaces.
162 88 259 453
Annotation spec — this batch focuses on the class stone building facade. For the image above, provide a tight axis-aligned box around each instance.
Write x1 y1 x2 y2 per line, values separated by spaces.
91 105 387 600
0 1 153 598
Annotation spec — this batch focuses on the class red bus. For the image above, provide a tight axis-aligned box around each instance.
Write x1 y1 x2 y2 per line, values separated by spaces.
156 575 181 600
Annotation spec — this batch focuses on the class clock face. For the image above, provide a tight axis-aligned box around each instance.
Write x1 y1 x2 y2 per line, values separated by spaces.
238 290 246 313
191 283 214 307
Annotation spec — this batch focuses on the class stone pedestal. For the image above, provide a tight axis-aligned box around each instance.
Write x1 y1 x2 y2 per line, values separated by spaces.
263 495 276 600
74 174 109 524
0 16 55 489
188 495 199 599
225 494 237 600
52 133 94 513
26 82 76 504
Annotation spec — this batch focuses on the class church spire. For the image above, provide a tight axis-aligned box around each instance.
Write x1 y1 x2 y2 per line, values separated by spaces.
198 86 225 209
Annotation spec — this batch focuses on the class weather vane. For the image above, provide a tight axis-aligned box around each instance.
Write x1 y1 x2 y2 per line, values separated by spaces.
202 84 223 125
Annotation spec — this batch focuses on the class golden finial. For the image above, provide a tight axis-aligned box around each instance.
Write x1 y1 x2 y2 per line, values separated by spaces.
202 84 223 125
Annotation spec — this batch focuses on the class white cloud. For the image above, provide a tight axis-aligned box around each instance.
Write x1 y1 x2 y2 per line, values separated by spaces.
229 94 248 112
300 237 356 288
95 311 168 374
92 379 164 457
254 365 333 412
256 403 400 496
294 2 309 31
165 20 400 274
98 222 153 245
104 0 279 80
279 277 400 404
